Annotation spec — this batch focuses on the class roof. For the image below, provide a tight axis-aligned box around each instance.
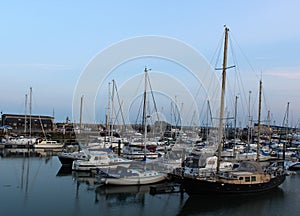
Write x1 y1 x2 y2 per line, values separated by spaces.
2 113 54 119
235 161 264 174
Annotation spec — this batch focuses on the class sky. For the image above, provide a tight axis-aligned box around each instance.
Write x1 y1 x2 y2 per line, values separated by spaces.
1 0 300 128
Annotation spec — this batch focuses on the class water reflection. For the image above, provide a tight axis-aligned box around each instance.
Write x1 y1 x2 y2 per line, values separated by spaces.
56 166 72 176
179 188 285 216
2 155 298 216
94 183 187 215
0 148 61 157
61 163 292 216
95 185 149 206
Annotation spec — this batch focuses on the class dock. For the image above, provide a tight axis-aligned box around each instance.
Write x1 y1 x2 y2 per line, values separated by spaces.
150 183 182 195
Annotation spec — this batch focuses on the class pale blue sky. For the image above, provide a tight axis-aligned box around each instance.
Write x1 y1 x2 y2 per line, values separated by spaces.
1 0 300 127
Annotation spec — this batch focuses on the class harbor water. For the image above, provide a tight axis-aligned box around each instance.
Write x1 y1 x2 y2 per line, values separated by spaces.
1 153 300 216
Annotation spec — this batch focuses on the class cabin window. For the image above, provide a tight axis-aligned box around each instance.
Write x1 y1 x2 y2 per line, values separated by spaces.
245 177 250 182
239 177 243 180
251 176 256 182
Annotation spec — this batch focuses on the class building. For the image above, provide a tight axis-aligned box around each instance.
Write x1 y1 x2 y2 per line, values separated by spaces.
1 114 54 132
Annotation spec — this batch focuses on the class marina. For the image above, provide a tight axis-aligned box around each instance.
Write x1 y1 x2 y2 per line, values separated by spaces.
1 1 300 214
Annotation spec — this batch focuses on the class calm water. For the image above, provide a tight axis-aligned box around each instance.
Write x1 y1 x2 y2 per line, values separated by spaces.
1 154 300 216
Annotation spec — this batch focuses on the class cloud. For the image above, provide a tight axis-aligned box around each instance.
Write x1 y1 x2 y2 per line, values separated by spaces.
264 67 300 79
0 63 73 71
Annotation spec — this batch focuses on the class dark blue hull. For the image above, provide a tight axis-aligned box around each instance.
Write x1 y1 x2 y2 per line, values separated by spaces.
182 175 286 196
3 144 34 149
57 156 75 166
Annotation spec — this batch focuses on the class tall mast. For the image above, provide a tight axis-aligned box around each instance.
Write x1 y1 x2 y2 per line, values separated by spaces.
29 87 32 137
256 80 262 161
24 94 28 134
247 90 252 152
285 102 290 139
233 95 238 157
284 102 290 162
110 80 115 143
79 95 84 129
142 67 148 133
106 82 111 135
206 100 210 140
216 27 229 173
267 110 271 143
142 67 148 158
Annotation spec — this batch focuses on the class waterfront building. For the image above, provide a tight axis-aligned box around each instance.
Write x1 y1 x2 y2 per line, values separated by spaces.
1 113 54 132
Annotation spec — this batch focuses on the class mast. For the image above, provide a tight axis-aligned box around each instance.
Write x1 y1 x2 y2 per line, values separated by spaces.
79 95 84 129
256 80 262 161
106 82 111 135
283 102 290 162
216 27 229 173
206 100 210 140
142 67 148 132
233 95 238 157
24 94 28 134
142 67 149 158
29 87 32 137
247 90 252 153
267 110 271 143
110 80 115 144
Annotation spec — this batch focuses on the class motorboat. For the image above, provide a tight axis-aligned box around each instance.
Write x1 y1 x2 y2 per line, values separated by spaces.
72 151 132 172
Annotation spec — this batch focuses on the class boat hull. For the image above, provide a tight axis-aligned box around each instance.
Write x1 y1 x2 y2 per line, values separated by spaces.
181 175 286 195
122 152 158 160
288 164 300 171
72 162 131 172
34 144 64 149
58 156 76 166
57 153 88 166
103 175 166 186
2 143 35 149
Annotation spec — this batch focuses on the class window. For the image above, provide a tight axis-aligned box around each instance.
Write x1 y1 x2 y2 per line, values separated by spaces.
239 177 244 180
245 177 250 182
251 176 256 182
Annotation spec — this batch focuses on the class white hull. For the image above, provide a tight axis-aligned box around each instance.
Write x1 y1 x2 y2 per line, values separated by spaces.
122 151 158 160
2 137 37 145
34 144 64 149
72 162 131 172
34 140 64 150
103 174 166 185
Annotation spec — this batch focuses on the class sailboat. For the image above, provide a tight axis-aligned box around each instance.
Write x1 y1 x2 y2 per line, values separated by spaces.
1 89 37 149
99 68 167 186
181 27 286 195
99 165 167 186
122 67 159 160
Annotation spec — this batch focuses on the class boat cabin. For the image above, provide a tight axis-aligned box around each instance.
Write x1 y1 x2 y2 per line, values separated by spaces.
218 161 271 184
